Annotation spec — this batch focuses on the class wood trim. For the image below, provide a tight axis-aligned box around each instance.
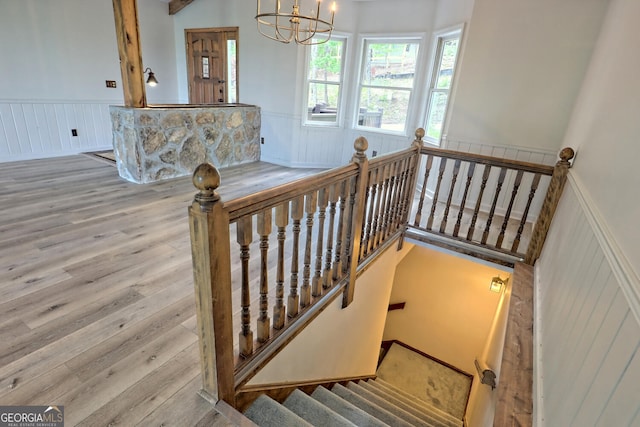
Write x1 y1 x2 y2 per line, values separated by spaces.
494 262 533 426
235 374 376 412
169 0 195 15
112 0 146 107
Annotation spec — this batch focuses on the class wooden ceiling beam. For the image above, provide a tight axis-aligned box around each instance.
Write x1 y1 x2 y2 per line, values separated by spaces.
169 0 195 15
112 0 146 107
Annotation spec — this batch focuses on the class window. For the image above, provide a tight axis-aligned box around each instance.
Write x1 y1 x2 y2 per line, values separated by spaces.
424 28 462 143
356 38 421 133
304 36 347 126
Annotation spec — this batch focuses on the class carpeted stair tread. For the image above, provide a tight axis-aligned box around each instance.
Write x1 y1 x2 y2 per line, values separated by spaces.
373 378 462 427
244 394 312 427
346 381 434 427
283 389 356 426
311 385 389 427
331 383 414 427
359 380 451 427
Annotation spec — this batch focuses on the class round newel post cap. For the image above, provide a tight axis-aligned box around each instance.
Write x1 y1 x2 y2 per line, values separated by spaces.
354 136 369 154
559 147 575 163
192 163 221 203
415 128 425 140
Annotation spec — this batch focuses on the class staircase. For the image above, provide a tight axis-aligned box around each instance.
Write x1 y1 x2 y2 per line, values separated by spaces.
243 378 463 427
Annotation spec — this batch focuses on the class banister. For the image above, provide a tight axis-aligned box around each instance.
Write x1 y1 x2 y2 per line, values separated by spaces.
420 146 555 176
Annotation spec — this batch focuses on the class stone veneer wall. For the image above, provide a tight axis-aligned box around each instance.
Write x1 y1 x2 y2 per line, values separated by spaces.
109 104 261 183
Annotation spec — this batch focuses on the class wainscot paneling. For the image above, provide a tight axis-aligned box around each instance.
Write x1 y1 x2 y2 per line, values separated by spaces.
535 173 640 426
0 101 115 162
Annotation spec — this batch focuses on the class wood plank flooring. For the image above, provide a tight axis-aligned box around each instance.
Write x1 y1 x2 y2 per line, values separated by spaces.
0 155 322 426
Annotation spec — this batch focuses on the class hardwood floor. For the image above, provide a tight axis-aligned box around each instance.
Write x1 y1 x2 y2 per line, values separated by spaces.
0 155 322 426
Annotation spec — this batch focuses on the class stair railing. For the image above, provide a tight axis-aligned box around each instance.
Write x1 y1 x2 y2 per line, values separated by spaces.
187 127 573 407
188 134 421 405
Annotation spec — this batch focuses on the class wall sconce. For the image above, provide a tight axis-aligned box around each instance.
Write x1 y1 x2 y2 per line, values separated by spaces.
475 359 497 389
144 68 158 86
489 276 507 293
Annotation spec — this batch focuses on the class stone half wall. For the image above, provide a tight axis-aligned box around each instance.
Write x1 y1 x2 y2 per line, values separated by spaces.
109 104 261 183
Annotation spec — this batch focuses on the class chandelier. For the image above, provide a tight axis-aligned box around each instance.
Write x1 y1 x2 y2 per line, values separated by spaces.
256 0 336 45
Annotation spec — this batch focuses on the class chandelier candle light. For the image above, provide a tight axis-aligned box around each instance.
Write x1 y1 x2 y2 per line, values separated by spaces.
256 0 336 45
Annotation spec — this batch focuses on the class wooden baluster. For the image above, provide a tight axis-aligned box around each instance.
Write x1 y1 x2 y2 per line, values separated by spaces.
312 188 328 297
525 148 575 264
301 191 317 308
387 159 403 233
414 155 434 227
496 170 524 249
362 168 379 257
375 164 391 247
323 184 338 290
256 209 271 343
343 137 369 308
287 196 304 318
188 164 234 404
273 203 288 330
512 173 541 253
367 166 384 253
382 161 399 239
481 167 507 245
467 165 492 241
332 180 348 283
439 159 461 234
426 158 448 230
237 215 253 358
359 171 373 261
343 176 358 272
454 162 476 237
397 157 413 230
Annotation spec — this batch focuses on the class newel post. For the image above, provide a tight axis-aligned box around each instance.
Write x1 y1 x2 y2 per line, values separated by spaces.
398 128 425 250
188 163 235 406
524 147 575 265
343 137 369 308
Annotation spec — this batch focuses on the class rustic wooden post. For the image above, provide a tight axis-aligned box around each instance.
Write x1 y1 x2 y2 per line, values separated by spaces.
342 137 369 308
188 163 235 405
525 147 575 264
112 0 147 107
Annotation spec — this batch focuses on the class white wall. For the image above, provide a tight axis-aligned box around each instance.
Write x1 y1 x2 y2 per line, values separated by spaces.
247 242 412 385
445 0 609 153
536 0 640 424
0 0 178 162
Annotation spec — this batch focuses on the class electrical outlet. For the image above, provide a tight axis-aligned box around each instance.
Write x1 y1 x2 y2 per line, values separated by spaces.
105 80 117 88
71 129 78 137
372 150 378 157
261 137 265 144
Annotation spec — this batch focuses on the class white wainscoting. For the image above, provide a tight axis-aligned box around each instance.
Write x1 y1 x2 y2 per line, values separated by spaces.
0 101 115 163
535 174 640 426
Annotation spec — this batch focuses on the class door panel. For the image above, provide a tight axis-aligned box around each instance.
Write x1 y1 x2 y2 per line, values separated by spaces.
186 28 238 104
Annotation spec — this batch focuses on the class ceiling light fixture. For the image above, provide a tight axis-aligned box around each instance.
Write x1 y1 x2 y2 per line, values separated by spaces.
144 68 158 86
256 0 336 45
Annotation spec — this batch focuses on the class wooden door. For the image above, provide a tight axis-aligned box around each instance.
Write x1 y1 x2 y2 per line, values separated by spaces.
186 28 238 104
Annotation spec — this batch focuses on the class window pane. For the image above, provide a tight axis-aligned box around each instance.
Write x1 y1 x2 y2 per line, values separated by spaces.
227 39 237 103
436 39 459 89
362 42 419 88
359 87 411 131
426 92 448 139
308 40 343 82
307 83 340 123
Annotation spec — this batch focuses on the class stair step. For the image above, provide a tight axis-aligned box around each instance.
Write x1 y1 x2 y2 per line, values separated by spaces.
311 385 388 427
346 381 434 427
373 378 463 427
283 389 356 426
359 380 450 427
331 383 414 427
244 394 312 427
